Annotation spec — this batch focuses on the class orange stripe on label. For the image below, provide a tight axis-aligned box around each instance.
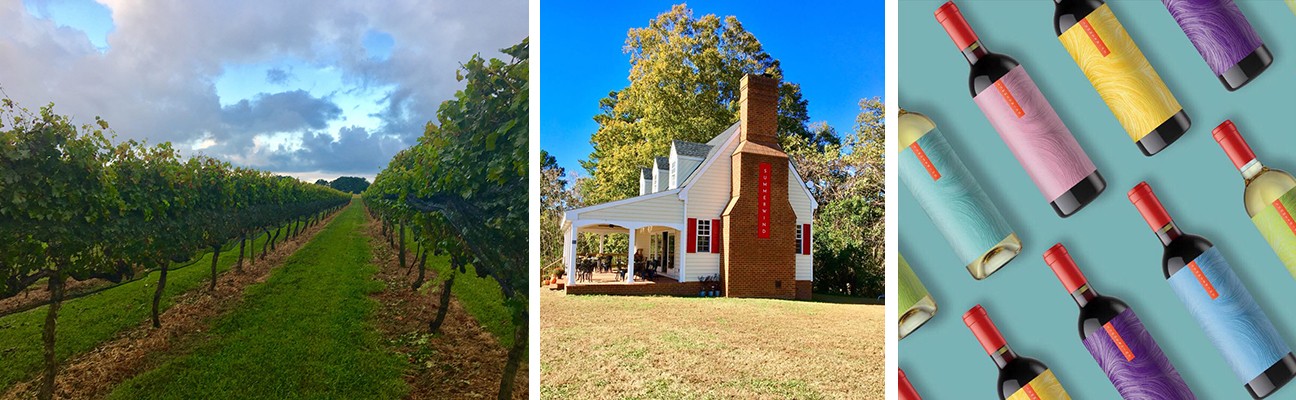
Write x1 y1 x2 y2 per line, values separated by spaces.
1274 199 1296 237
1079 18 1110 57
909 142 941 181
1023 383 1041 400
1104 322 1135 361
995 80 1026 118
1188 260 1219 300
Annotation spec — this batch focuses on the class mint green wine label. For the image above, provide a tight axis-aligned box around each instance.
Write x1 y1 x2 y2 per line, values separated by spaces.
1252 187 1296 279
898 255 928 313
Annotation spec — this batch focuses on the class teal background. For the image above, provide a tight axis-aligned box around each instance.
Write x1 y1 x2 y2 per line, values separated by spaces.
899 1 1296 399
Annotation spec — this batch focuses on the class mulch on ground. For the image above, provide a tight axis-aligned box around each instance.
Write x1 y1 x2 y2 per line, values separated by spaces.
364 215 528 400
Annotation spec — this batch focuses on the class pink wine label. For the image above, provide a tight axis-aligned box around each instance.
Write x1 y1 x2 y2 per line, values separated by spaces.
1252 187 1296 279
1006 369 1070 400
908 142 941 181
973 66 1097 203
1079 19 1111 57
994 81 1026 118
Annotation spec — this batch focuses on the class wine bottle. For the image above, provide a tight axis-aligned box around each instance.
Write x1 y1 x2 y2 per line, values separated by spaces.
900 368 923 400
899 109 1021 279
1128 181 1296 399
1162 0 1271 91
1054 0 1190 156
1043 243 1196 399
1212 120 1296 281
964 304 1073 399
899 254 937 339
936 1 1106 218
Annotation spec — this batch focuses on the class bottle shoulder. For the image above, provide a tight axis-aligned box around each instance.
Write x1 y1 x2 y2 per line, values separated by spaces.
969 53 1020 97
1078 295 1129 340
1244 167 1296 217
1163 234 1213 278
1053 0 1103 36
998 356 1048 399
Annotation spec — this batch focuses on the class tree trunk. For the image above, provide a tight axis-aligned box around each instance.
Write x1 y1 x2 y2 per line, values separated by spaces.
261 228 271 260
39 270 64 400
497 316 526 400
270 227 281 250
412 250 429 288
152 264 168 328
429 273 454 332
237 235 246 271
398 222 406 269
209 245 221 291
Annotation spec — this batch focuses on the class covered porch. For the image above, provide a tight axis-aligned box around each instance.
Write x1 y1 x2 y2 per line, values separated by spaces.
562 222 685 285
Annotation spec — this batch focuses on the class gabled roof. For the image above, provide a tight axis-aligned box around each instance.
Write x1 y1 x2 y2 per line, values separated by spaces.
671 140 711 158
640 168 653 179
654 156 669 170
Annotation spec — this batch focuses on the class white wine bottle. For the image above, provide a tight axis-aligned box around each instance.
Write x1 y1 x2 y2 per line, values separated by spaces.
1213 120 1296 280
899 254 937 340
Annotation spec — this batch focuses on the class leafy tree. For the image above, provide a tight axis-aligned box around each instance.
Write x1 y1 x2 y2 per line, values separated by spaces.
314 179 328 186
540 150 582 273
580 4 811 204
786 98 885 297
329 176 371 194
363 37 527 400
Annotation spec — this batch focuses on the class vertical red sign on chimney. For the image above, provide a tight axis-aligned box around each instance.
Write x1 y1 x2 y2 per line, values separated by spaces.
757 162 772 238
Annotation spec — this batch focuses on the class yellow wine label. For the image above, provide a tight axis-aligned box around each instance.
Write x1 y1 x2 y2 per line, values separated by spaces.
1059 4 1180 142
1252 187 1296 279
1006 369 1071 400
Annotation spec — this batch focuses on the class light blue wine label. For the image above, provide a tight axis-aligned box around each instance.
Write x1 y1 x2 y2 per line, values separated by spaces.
1167 246 1290 383
900 128 1014 266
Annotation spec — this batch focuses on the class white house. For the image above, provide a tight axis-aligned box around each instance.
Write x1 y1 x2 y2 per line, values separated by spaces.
561 74 818 299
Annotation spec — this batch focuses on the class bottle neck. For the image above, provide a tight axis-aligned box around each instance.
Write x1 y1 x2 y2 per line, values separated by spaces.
1070 284 1098 308
1156 221 1183 247
962 41 988 65
990 345 1017 369
1240 159 1264 183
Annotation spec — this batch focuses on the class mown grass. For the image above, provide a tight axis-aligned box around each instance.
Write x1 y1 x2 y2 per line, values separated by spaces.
539 290 885 399
0 215 309 391
107 202 407 399
397 224 516 348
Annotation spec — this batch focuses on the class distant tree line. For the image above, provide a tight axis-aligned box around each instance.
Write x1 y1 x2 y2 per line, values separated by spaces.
314 176 371 194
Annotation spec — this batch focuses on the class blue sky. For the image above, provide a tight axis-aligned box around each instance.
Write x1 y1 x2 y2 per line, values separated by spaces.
540 1 886 176
3 0 526 182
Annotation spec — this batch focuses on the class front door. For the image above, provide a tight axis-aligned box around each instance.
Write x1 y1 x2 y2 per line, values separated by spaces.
660 231 677 277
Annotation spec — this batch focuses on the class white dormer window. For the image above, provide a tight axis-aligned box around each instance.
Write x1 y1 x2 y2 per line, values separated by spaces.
669 158 678 188
696 219 711 253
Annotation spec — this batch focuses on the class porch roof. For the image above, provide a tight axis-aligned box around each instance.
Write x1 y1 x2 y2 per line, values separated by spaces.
561 188 684 232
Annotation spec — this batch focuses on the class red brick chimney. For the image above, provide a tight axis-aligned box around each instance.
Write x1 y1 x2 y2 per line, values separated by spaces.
721 74 797 299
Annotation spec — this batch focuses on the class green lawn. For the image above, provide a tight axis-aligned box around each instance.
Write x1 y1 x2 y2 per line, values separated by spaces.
399 225 516 348
0 214 307 391
107 202 408 399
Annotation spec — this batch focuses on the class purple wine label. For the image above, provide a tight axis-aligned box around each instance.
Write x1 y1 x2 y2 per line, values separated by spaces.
1162 0 1264 75
1082 308 1196 399
972 66 1097 203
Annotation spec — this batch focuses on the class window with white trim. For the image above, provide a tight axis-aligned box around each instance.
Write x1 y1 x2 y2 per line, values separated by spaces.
795 224 803 254
696 219 711 253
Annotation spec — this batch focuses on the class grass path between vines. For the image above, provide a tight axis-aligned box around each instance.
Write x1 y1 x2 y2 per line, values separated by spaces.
106 202 408 399
0 215 305 392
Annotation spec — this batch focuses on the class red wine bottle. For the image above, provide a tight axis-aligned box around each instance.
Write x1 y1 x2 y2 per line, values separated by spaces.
964 304 1073 399
1043 243 1195 399
900 368 922 400
937 1 1105 217
1129 181 1296 398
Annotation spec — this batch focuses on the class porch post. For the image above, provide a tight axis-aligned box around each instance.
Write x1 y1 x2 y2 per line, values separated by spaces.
677 227 686 282
567 224 577 285
627 228 636 283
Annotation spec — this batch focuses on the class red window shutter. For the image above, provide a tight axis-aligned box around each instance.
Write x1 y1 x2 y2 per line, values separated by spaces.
711 219 721 253
802 223 811 255
686 218 697 253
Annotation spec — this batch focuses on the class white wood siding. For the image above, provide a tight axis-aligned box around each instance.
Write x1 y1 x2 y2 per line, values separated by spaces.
575 194 683 225
789 167 814 281
681 137 738 282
